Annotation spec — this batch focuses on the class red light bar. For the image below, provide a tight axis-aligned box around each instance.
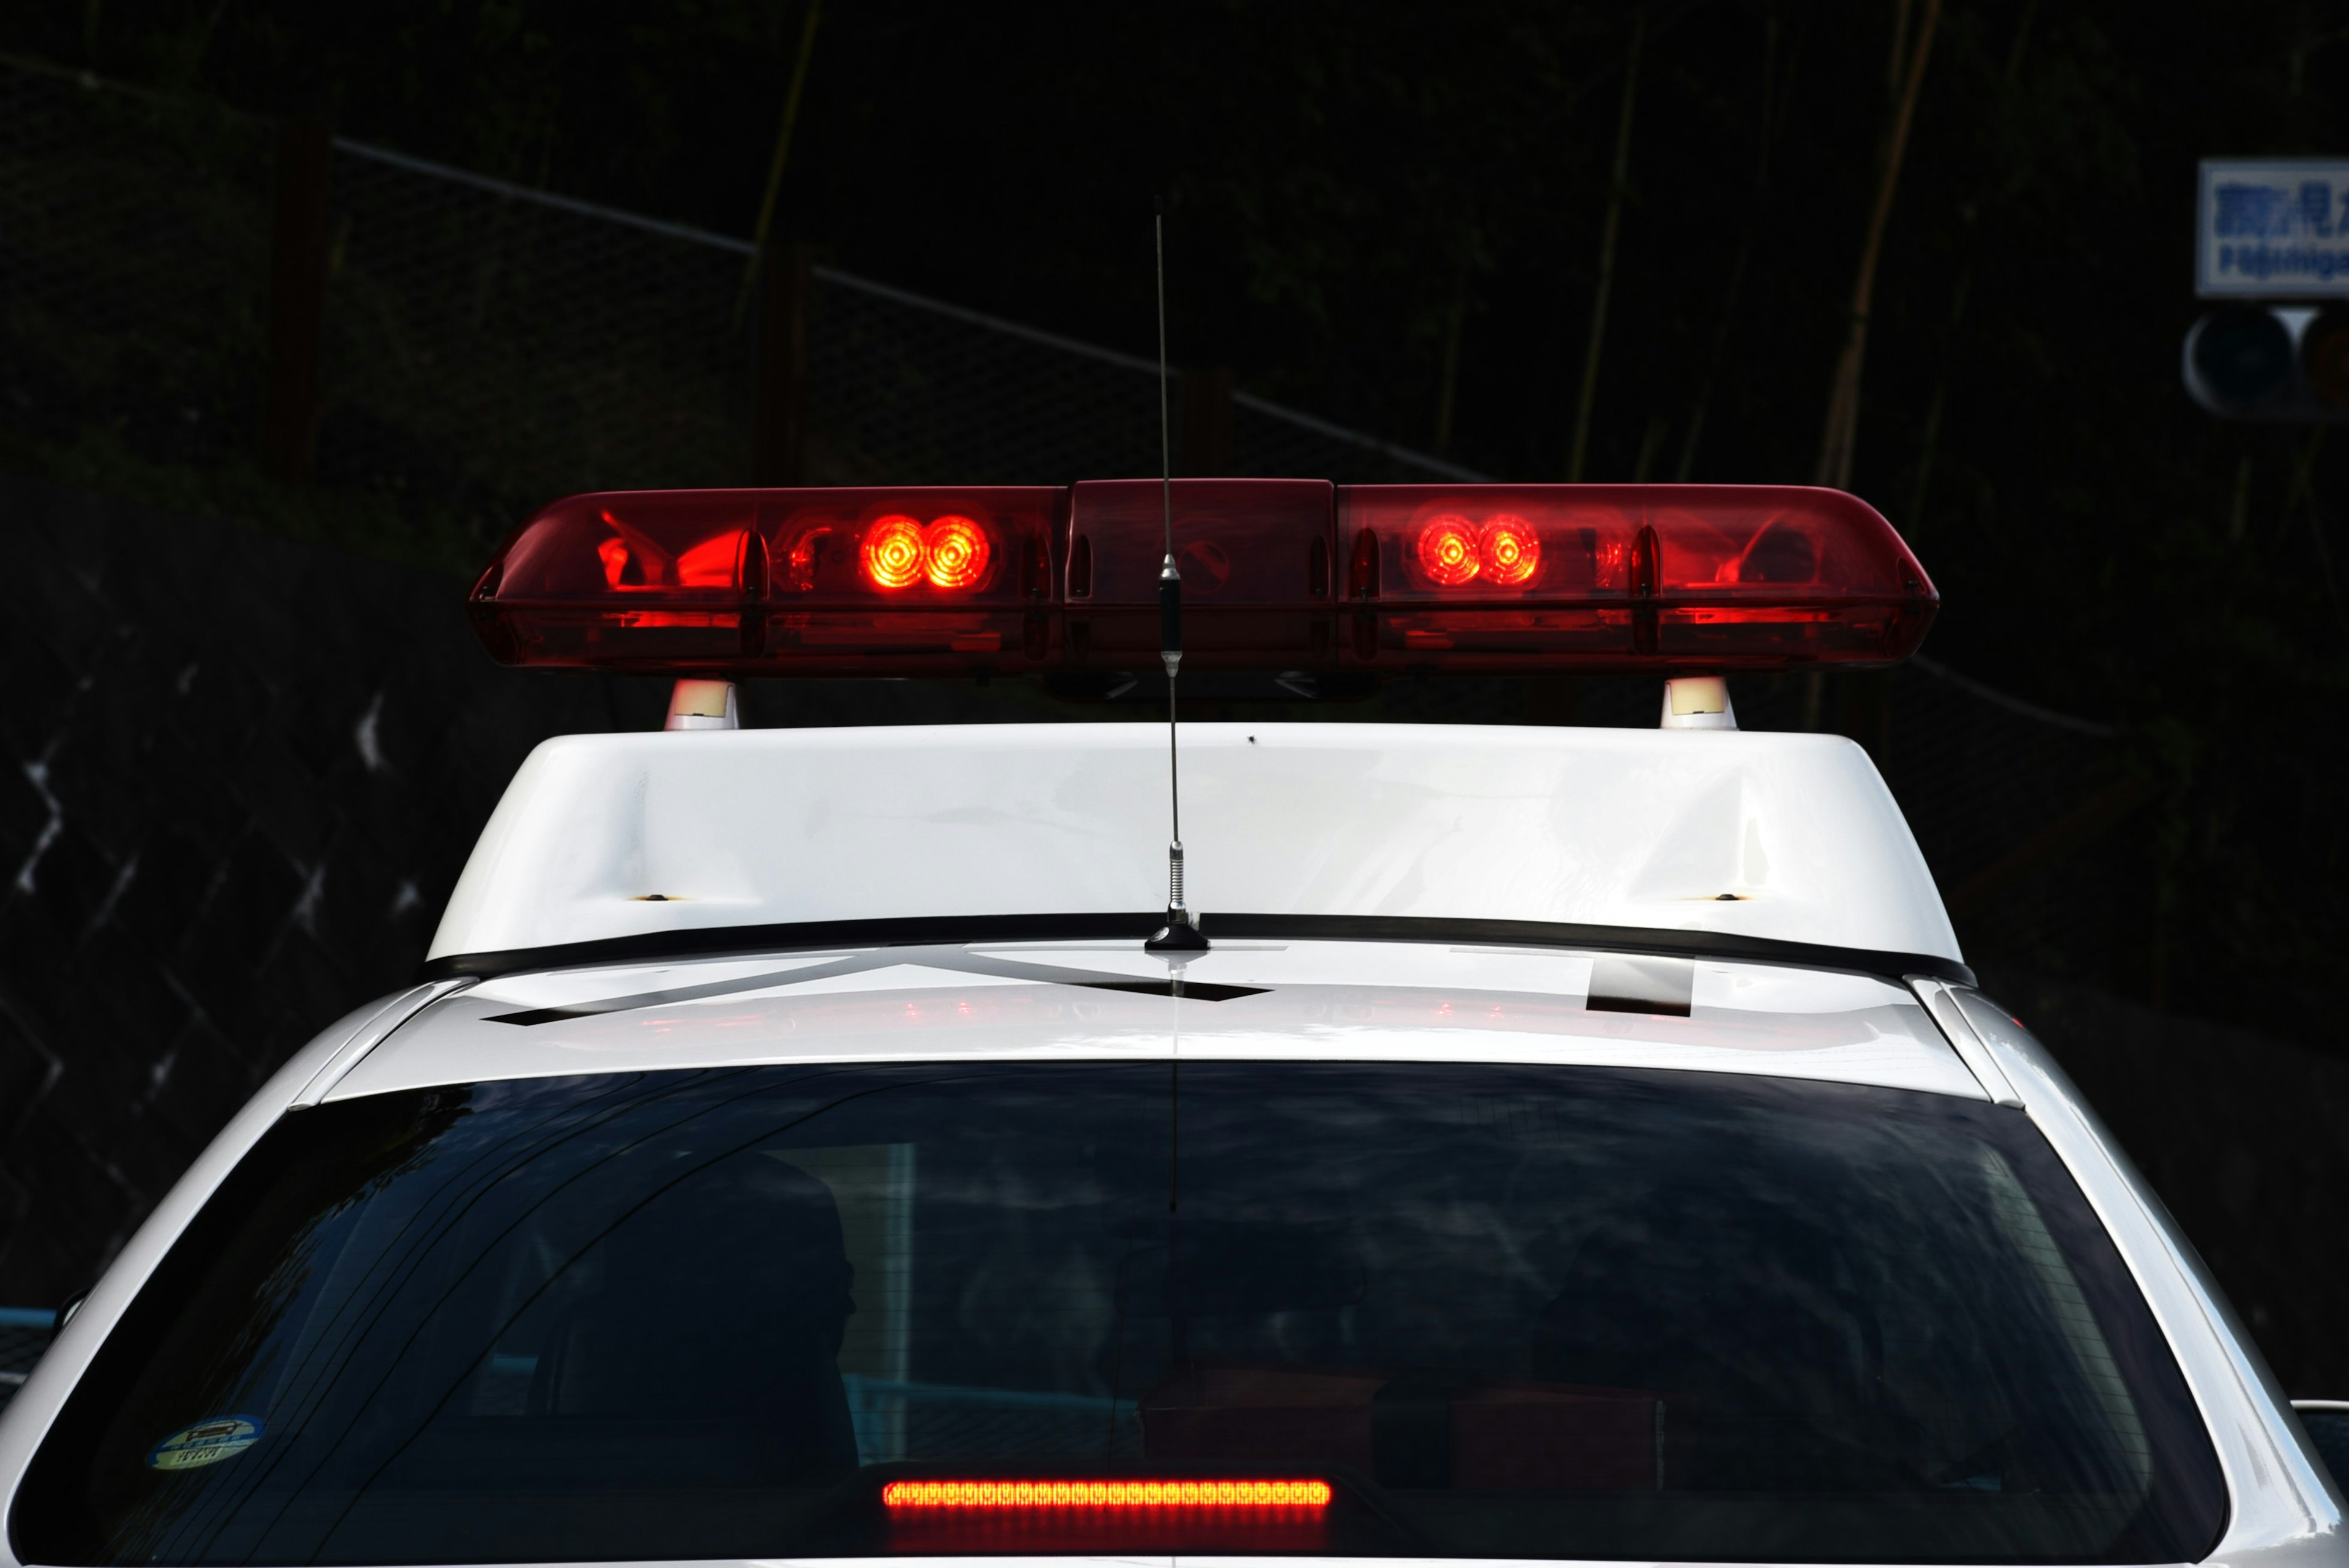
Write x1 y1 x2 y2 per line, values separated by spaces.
470 487 1059 675
469 483 1932 677
881 1479 1332 1507
1338 485 1934 671
1064 479 1335 669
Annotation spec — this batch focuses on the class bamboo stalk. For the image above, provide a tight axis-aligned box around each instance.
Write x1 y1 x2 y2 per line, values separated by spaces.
1567 4 1645 483
1811 0 1942 491
1676 14 1791 482
735 0 825 324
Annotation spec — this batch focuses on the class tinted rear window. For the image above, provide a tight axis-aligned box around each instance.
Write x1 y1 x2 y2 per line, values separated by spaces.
13 1061 2224 1563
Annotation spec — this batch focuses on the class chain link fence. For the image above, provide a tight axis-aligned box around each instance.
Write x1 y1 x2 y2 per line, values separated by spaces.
809 270 1485 487
319 143 759 527
0 1309 53 1414
1710 661 2133 983
0 58 270 479
0 52 1479 563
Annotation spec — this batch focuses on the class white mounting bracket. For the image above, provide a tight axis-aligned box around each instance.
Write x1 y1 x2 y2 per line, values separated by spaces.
1660 675 1736 730
664 679 739 731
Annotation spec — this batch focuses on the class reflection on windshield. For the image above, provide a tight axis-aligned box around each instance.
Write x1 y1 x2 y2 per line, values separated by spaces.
15 1063 2222 1564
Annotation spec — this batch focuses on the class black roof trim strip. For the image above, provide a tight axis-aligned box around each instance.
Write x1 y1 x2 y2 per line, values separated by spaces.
1212 914 1974 987
418 911 1973 989
418 913 1164 981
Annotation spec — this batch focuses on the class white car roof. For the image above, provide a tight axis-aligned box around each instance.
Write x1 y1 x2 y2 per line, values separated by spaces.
426 721 1962 973
384 718 1986 1101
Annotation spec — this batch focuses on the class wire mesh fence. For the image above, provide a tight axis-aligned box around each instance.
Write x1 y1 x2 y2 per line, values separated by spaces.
0 58 270 478
319 143 759 528
1228 391 1488 484
806 272 1486 487
809 270 1162 485
0 51 1477 562
1718 661 2134 984
1885 661 2134 982
0 1311 56 1414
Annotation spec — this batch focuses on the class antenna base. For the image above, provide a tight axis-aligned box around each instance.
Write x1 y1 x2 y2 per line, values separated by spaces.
1145 914 1211 953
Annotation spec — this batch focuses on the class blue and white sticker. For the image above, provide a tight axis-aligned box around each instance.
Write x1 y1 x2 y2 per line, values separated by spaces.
147 1415 264 1473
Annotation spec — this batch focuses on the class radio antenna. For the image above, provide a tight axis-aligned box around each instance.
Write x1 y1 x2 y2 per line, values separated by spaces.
1146 199 1208 954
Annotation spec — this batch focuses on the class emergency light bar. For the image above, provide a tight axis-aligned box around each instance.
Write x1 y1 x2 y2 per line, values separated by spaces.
468 483 1934 676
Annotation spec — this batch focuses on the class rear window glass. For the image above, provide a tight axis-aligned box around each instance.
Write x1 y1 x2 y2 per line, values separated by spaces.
12 1061 2224 1564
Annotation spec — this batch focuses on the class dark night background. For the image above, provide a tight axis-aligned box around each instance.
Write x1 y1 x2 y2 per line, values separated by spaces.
2 1 2348 1394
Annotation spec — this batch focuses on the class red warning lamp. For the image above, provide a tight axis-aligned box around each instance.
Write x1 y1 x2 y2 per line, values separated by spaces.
1416 515 1480 586
470 487 1058 675
1411 511 1543 588
468 481 1932 677
860 515 929 589
1479 515 1540 585
1340 485 1933 671
853 513 995 590
922 516 992 589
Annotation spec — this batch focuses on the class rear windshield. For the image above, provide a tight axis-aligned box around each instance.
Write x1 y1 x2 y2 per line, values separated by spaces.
13 1061 2223 1564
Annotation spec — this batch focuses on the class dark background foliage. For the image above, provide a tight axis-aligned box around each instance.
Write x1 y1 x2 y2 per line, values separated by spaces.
0 0 2344 1046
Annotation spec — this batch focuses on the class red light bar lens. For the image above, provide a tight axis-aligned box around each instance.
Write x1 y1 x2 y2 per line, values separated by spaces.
471 488 1057 675
861 515 928 590
1411 511 1543 588
924 515 991 589
467 483 1932 677
1345 485 1934 671
1416 515 1480 585
1064 478 1336 669
882 1479 1332 1508
1480 513 1540 585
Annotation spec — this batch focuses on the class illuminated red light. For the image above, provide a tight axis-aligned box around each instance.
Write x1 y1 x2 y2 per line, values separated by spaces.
924 515 990 589
596 535 630 588
674 530 746 587
592 511 751 592
859 514 994 591
861 515 929 590
881 1479 1332 1509
1480 514 1540 585
1411 513 1543 589
1415 515 1481 585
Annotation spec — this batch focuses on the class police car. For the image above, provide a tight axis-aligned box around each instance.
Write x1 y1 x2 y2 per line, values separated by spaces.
0 481 2340 1567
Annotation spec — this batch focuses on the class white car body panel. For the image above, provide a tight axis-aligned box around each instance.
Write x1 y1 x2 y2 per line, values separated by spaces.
427 724 1961 964
1954 995 2347 1562
1 721 2338 1568
330 943 1984 1102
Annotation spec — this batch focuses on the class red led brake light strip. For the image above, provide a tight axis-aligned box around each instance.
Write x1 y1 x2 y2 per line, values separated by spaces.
882 1479 1332 1509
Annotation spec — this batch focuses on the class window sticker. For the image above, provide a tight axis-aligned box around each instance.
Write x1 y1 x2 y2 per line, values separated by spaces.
146 1416 264 1473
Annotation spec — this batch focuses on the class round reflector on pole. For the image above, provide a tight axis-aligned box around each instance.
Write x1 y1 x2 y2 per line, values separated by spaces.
2302 306 2349 413
2184 306 2295 417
